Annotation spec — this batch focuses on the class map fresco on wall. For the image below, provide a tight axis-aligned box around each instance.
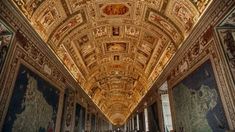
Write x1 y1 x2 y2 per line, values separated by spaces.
2 64 60 132
0 20 13 74
173 60 229 132
74 103 86 132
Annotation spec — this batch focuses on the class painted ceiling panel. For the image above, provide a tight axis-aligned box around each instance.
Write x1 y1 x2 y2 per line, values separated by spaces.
11 0 212 125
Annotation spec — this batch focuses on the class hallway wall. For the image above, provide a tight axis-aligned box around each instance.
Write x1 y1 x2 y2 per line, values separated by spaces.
0 1 97 132
167 6 235 132
128 1 235 132
0 18 63 132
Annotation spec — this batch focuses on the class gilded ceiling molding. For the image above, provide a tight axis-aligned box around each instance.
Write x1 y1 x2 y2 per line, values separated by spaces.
8 0 215 125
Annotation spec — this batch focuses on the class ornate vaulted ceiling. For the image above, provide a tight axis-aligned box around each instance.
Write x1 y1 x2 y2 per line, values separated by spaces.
11 0 212 125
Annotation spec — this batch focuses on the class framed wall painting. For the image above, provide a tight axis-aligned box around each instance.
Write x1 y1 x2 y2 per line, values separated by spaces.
2 64 60 132
60 89 75 132
216 7 235 84
148 102 160 132
74 103 86 132
91 114 96 132
172 60 229 132
216 28 235 83
0 19 14 75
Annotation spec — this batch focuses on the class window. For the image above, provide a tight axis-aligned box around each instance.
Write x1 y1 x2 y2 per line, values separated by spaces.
160 81 173 132
136 114 140 131
144 108 149 132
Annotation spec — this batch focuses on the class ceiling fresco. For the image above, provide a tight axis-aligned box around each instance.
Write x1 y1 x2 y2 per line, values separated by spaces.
11 0 212 125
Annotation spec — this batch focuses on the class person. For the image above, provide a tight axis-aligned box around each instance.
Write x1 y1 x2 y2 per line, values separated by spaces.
47 120 54 132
